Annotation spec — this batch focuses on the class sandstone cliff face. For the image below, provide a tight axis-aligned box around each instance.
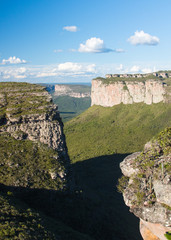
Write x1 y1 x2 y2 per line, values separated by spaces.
91 79 166 107
118 128 171 240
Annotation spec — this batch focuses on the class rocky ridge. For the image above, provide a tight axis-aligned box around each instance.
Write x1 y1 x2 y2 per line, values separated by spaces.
118 128 171 240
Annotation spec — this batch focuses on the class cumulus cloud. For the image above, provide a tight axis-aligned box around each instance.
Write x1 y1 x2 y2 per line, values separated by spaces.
0 62 97 81
58 62 82 72
128 30 160 45
2 56 27 65
79 37 113 53
63 26 78 32
0 67 27 79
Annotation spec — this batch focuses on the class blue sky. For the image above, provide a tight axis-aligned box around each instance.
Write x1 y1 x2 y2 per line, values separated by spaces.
0 0 171 83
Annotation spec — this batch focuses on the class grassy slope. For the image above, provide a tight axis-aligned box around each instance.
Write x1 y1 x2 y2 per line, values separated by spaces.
65 102 171 163
62 102 171 240
0 133 66 190
52 95 91 122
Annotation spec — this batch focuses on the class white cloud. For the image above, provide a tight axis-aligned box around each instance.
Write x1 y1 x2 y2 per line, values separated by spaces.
63 26 78 32
0 67 27 79
86 64 96 72
0 62 96 80
79 37 113 53
2 56 27 65
141 68 153 74
116 64 124 71
15 75 27 79
58 62 82 72
128 30 160 45
130 65 140 72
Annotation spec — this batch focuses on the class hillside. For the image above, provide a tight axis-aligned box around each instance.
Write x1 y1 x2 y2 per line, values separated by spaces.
64 102 171 240
65 102 171 163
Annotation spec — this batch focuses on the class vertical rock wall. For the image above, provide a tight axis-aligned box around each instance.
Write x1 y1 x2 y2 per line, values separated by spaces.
91 79 166 107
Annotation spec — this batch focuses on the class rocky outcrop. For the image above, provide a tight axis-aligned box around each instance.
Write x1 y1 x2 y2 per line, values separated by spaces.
91 79 166 106
0 82 67 153
0 82 71 190
118 128 171 240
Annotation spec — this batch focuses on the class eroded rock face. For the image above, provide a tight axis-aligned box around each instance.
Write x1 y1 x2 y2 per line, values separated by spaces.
91 79 166 107
119 128 171 240
0 83 67 153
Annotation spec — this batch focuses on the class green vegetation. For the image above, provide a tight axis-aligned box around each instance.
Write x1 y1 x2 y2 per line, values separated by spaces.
0 133 66 190
134 128 171 175
52 95 91 122
165 232 171 240
0 81 170 239
94 75 160 85
0 82 52 119
65 102 171 163
0 190 93 240
117 176 129 193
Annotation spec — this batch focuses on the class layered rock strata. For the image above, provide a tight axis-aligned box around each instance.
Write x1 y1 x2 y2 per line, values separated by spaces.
0 82 66 152
91 79 166 106
119 128 171 240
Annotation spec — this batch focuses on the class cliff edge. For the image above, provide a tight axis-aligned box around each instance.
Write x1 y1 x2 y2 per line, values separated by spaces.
91 71 171 107
0 82 70 190
118 128 171 240
91 79 166 107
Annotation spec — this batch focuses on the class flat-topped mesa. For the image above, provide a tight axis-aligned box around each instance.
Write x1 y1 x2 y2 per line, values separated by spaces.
0 82 67 153
91 78 167 107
